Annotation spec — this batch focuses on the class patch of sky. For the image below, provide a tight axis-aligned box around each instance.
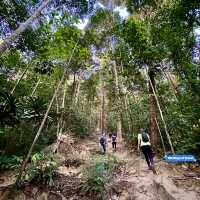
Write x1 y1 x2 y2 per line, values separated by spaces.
75 18 89 30
114 6 130 19
75 1 129 30
75 0 105 30
195 27 200 35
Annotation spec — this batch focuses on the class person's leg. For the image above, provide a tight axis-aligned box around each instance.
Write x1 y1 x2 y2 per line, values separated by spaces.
113 142 116 151
101 144 105 153
141 146 151 168
114 142 116 150
146 146 157 173
146 146 154 167
103 144 106 153
112 142 114 149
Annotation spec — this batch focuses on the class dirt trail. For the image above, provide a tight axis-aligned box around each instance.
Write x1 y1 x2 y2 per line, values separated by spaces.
62 132 200 200
109 141 199 200
79 133 200 200
1 133 200 200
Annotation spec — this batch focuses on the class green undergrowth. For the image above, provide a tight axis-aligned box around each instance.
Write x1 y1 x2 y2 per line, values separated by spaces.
23 152 61 185
0 152 61 188
0 155 23 171
81 154 123 199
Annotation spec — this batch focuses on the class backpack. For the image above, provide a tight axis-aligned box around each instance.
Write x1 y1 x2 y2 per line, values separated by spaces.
100 137 105 145
112 135 117 142
142 132 149 143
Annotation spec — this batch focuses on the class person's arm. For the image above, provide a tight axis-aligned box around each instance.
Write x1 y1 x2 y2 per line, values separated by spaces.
137 134 141 150
147 133 150 142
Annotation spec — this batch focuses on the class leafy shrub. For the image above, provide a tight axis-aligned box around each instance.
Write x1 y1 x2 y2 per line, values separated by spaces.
25 153 60 185
0 155 23 171
81 155 121 199
25 96 47 117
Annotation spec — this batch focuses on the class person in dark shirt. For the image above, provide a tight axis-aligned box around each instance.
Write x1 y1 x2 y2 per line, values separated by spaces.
100 133 107 153
111 133 117 151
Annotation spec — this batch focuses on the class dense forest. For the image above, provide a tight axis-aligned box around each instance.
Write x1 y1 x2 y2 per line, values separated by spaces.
0 0 200 199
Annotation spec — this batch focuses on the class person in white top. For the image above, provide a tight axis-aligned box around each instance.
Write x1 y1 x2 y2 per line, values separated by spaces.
138 128 154 170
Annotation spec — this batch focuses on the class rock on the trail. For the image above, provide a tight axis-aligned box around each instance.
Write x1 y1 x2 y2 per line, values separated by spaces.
154 176 198 200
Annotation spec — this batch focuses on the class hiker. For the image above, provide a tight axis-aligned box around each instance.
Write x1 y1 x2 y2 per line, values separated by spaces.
100 133 107 153
111 133 117 151
138 128 155 170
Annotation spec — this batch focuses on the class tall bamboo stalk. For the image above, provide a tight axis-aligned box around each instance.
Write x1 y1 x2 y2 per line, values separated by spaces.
11 66 29 94
54 79 68 153
155 118 166 154
62 80 68 108
148 72 175 154
55 96 60 138
31 78 40 97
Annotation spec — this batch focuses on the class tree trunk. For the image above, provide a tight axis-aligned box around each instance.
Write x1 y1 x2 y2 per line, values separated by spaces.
0 0 53 54
99 70 105 135
71 73 81 105
54 77 69 153
102 83 105 135
148 68 160 147
123 95 132 133
112 61 122 141
74 79 80 105
62 80 68 108
71 73 76 101
155 118 166 155
89 101 92 130
148 71 175 154
125 94 135 131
